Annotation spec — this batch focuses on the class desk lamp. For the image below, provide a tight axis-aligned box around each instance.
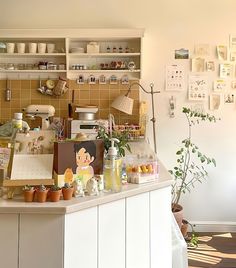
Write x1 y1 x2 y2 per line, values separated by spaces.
111 82 160 153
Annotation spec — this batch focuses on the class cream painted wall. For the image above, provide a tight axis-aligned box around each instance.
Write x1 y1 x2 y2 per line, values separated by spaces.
1 0 236 226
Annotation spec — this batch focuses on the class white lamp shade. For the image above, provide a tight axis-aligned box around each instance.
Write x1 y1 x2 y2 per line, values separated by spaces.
111 95 134 115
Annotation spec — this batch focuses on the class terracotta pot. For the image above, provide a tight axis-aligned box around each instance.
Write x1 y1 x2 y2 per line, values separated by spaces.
172 203 183 230
23 190 35 202
36 190 48 203
49 190 62 202
62 187 74 200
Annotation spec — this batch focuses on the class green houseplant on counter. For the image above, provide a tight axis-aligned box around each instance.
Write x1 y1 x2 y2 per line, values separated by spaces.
96 126 131 157
169 107 218 229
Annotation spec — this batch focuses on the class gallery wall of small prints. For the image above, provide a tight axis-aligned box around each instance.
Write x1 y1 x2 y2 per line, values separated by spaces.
165 34 236 112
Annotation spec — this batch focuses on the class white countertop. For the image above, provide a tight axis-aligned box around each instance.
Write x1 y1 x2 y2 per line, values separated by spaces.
0 161 173 215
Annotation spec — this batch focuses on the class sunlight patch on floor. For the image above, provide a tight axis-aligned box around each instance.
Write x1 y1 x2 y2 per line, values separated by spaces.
198 236 212 242
194 244 216 251
188 251 221 265
213 232 232 238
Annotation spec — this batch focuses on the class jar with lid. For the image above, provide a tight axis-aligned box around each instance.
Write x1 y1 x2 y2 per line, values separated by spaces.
6 63 15 70
38 61 47 70
17 63 25 70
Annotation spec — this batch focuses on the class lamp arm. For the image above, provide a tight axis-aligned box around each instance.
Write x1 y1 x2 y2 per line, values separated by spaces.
128 82 160 95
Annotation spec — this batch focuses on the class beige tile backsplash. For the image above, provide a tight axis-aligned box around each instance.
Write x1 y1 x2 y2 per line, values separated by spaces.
0 79 140 126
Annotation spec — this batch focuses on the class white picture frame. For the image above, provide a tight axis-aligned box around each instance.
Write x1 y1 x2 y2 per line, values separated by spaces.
76 75 85 84
121 75 129 85
99 75 106 84
110 75 118 84
88 75 96 84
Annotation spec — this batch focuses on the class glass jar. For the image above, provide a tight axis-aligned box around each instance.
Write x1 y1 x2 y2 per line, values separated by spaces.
17 63 25 70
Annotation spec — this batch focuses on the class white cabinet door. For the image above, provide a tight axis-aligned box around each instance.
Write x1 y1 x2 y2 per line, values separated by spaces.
19 214 64 268
126 192 150 268
150 187 172 268
0 214 18 268
98 199 125 268
64 207 97 268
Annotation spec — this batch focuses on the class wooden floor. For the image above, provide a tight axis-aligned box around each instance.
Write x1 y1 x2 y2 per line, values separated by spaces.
188 233 236 268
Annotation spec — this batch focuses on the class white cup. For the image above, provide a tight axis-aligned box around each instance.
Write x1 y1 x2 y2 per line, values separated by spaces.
17 43 26 53
28 42 37 53
6 43 15 53
47 43 55 53
38 43 46 53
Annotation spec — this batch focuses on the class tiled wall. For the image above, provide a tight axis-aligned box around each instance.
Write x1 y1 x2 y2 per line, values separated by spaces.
0 79 140 126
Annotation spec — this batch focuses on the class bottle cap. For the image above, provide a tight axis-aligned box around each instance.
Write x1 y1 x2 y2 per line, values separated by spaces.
14 112 23 120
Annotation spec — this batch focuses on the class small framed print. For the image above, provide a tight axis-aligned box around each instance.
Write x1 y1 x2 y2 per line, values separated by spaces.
216 45 228 61
99 75 106 84
224 93 235 104
206 61 215 71
174 48 189 59
88 75 96 84
209 93 222 110
191 57 205 72
121 75 129 85
188 75 208 101
76 75 85 84
219 63 234 78
213 79 227 92
110 75 118 84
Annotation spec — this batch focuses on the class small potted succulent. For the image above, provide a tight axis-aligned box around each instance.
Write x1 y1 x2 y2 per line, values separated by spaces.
62 182 74 200
49 185 62 202
22 185 35 202
36 184 48 203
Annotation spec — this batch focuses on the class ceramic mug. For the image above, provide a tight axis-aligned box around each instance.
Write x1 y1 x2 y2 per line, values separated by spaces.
47 43 55 53
6 43 15 53
28 42 37 53
17 43 26 53
38 43 46 53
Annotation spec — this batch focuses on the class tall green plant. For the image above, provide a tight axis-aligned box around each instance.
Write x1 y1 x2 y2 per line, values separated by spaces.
170 107 218 212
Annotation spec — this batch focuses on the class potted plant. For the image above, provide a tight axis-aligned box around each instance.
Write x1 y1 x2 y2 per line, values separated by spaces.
96 126 131 157
62 182 74 200
169 107 218 229
36 184 48 203
49 185 61 202
22 185 35 202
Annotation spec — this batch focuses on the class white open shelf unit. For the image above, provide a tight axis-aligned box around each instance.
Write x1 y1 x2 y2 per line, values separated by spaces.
0 29 144 80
